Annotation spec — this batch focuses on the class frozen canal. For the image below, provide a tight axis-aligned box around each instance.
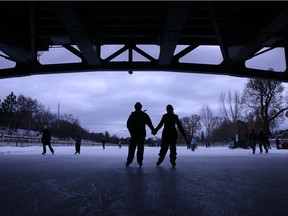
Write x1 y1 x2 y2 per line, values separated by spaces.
0 145 288 216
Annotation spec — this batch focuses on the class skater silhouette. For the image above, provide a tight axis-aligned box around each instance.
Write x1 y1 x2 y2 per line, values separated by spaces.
102 138 106 150
41 126 54 155
126 102 154 167
75 134 82 154
153 104 187 167
248 128 257 154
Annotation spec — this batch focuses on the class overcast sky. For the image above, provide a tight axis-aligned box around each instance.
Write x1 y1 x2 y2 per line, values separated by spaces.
0 46 287 138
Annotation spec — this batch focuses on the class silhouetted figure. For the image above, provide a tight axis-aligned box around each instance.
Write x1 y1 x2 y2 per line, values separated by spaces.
267 139 272 149
126 102 154 167
228 138 235 149
157 141 160 148
257 129 269 153
153 104 187 167
191 136 197 151
101 138 106 150
41 126 54 155
248 128 257 154
118 139 122 148
186 138 191 149
75 135 82 154
276 138 280 149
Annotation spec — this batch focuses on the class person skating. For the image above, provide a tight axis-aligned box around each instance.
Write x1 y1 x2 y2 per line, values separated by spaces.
248 128 257 154
101 138 106 150
153 104 187 167
75 134 82 154
41 126 54 155
257 129 269 154
126 102 154 167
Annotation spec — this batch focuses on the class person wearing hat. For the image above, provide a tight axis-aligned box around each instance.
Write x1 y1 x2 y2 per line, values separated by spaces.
153 104 187 167
126 102 154 167
41 125 54 155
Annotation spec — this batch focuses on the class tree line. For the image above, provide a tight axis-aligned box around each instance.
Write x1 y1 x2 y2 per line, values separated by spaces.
178 77 288 148
0 92 117 144
1 77 288 147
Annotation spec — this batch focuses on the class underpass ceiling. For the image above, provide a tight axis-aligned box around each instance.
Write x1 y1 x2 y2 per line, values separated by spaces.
0 1 288 81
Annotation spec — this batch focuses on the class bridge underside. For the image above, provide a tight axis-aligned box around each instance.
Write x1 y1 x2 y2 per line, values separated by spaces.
1 1 288 81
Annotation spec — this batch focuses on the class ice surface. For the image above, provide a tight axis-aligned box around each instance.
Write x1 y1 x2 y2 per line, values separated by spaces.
0 146 288 216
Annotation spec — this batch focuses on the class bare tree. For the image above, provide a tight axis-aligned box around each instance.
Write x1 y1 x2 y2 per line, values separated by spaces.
199 104 214 139
180 114 201 141
241 78 288 134
61 113 79 125
35 107 56 129
218 91 242 122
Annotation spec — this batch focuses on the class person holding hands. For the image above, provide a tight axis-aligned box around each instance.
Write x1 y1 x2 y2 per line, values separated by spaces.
153 104 187 167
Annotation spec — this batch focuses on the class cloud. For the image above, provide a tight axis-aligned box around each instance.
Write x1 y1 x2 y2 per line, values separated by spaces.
0 71 251 138
0 46 287 138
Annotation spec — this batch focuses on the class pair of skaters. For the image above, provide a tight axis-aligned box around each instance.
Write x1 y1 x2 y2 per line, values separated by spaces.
248 128 269 154
126 102 187 168
41 126 82 155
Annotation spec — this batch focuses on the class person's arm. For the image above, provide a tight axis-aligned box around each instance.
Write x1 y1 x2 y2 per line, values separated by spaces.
127 113 133 134
176 116 187 140
145 113 155 132
154 115 165 133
